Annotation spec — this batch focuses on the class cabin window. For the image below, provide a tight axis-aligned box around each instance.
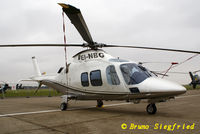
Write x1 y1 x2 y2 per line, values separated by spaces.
90 70 103 86
81 72 89 87
106 65 120 85
120 63 150 85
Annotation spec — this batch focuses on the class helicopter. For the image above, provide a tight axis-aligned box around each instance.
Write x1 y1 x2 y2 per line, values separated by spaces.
0 3 200 114
0 82 9 94
189 70 200 89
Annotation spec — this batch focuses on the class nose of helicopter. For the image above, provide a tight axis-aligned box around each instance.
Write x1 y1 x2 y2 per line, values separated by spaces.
139 77 186 96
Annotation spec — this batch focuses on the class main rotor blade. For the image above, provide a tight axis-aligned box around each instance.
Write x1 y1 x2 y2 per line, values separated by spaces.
105 45 200 54
0 44 83 47
58 3 94 45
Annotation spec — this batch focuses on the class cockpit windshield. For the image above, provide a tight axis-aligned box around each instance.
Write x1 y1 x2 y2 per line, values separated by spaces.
120 63 151 85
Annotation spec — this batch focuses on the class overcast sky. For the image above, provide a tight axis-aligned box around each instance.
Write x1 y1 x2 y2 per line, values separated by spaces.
0 0 200 84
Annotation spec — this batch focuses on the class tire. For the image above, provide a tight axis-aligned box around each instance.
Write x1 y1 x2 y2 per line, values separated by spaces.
146 103 157 114
97 100 103 107
60 103 67 111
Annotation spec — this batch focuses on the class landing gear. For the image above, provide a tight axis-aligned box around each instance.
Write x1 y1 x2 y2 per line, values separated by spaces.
60 95 69 111
146 103 157 114
60 102 68 111
97 100 103 107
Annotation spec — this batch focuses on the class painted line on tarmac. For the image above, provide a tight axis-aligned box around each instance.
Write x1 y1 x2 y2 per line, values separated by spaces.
0 109 60 117
0 102 130 118
1 94 199 118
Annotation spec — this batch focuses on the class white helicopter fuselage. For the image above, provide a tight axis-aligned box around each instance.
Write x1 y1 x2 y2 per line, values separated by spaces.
33 49 186 102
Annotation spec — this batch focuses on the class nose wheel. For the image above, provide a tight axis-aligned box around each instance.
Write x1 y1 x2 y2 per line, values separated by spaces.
146 103 157 114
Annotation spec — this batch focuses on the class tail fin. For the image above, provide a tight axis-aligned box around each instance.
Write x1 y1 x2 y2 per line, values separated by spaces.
32 56 41 76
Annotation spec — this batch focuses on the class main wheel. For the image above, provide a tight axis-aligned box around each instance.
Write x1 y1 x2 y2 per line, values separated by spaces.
60 103 68 111
97 100 103 107
146 103 157 114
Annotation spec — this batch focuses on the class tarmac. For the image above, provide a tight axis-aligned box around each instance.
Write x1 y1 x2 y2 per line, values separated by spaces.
0 90 200 134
